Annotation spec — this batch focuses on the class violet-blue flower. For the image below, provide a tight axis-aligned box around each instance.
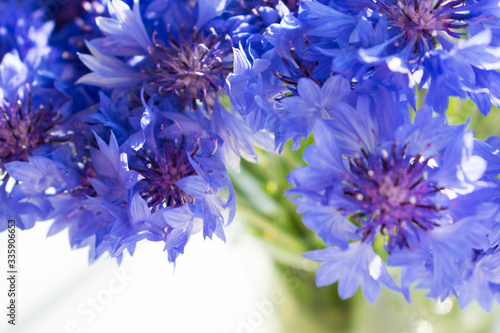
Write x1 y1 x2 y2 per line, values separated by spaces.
298 0 500 114
57 94 238 263
228 0 500 142
77 0 273 168
78 0 232 111
287 92 492 304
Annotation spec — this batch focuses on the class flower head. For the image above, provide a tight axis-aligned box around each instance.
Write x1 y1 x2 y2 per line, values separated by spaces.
342 141 449 250
297 0 500 113
78 0 236 112
0 86 67 172
77 0 273 167
130 126 200 212
37 92 238 264
146 27 233 110
287 93 491 303
228 0 500 140
375 0 485 58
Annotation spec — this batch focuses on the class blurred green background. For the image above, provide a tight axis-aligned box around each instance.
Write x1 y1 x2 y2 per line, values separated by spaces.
230 97 500 333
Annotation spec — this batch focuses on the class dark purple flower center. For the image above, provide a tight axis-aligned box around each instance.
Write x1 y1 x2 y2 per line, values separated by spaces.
381 0 480 56
343 143 448 250
0 94 64 172
146 27 233 111
131 133 199 212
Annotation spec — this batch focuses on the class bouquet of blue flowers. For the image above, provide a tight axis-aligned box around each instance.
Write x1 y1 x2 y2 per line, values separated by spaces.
3 0 500 321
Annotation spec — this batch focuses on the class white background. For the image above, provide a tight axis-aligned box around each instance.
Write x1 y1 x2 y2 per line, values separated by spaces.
2 219 500 333
0 221 282 333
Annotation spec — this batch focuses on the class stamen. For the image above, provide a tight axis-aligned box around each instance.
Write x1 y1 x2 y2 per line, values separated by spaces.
342 142 449 250
146 26 233 111
0 91 69 172
132 134 202 212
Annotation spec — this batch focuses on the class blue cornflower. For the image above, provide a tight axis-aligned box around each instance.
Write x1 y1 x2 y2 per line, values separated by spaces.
297 0 500 114
304 243 398 303
287 92 491 304
0 54 71 174
0 2 96 235
96 112 235 262
0 15 74 203
77 0 273 168
226 0 300 45
78 0 233 111
45 91 237 263
0 86 69 171
305 0 497 64
229 0 500 139
145 26 233 110
0 181 53 231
